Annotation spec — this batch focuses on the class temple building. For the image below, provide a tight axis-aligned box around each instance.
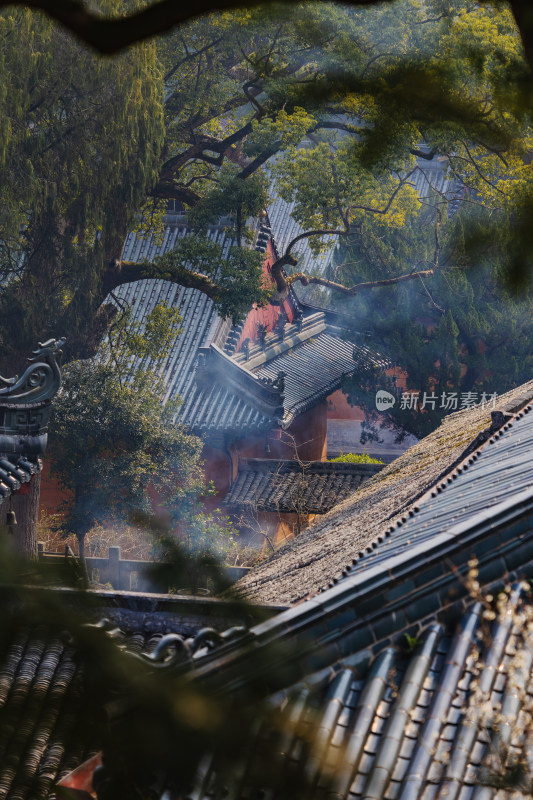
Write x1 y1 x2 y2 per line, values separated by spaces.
41 197 408 546
5 380 533 799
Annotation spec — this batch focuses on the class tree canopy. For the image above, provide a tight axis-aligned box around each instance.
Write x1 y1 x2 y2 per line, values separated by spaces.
1 0 533 374
2 0 533 454
0 0 532 73
0 3 164 368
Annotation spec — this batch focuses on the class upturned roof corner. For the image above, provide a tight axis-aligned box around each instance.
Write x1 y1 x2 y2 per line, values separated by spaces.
0 337 65 458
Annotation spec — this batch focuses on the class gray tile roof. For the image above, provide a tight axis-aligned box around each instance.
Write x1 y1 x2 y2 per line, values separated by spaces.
0 627 90 798
181 597 529 800
253 328 385 427
0 456 40 503
222 458 383 514
116 224 384 441
0 587 280 800
235 381 533 605
166 380 533 797
118 225 274 438
114 277 272 438
0 625 169 800
169 425 533 800
16 385 533 798
336 402 533 588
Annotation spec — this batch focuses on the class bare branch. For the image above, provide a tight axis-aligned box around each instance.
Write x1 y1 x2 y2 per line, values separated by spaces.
164 36 224 82
347 169 417 216
452 143 506 196
287 268 435 296
416 272 445 315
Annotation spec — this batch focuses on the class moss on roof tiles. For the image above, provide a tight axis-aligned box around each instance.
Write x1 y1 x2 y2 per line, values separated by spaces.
234 381 533 606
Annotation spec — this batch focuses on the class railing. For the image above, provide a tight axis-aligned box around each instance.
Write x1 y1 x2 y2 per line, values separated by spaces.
37 543 250 594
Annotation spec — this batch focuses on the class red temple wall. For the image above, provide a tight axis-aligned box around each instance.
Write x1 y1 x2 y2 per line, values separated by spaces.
39 461 72 518
235 241 295 352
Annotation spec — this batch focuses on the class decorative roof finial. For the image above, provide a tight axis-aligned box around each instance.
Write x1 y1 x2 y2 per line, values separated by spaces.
0 338 65 456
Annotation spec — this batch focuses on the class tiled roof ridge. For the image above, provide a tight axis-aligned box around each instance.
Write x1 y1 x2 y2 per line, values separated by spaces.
83 586 531 799
248 327 388 430
197 318 380 432
296 298 381 341
232 380 533 605
195 344 285 422
231 311 326 369
316 397 533 597
373 409 514 530
199 485 533 698
118 219 385 440
0 455 40 503
236 457 383 476
316 397 533 599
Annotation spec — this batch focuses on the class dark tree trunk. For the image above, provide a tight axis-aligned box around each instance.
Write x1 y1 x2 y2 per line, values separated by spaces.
76 533 90 587
78 533 85 563
0 473 41 559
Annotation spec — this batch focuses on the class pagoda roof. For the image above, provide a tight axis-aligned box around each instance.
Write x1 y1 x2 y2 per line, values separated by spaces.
117 221 385 442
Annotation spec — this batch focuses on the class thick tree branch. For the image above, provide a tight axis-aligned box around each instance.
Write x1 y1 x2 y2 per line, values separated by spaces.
103 259 221 301
156 120 256 191
1 0 531 85
149 182 201 205
409 147 436 160
0 0 431 55
287 268 435 295
238 145 280 180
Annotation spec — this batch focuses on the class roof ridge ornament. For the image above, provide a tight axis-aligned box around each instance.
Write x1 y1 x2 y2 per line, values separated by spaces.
0 338 65 457
0 337 66 405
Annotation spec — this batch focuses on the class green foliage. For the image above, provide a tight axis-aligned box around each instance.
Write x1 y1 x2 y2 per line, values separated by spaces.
154 237 270 323
4 0 533 482
340 194 533 440
403 632 422 652
272 139 419 253
188 165 269 240
48 305 236 566
3 0 533 368
49 357 197 538
109 302 184 363
329 452 384 464
0 3 164 365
